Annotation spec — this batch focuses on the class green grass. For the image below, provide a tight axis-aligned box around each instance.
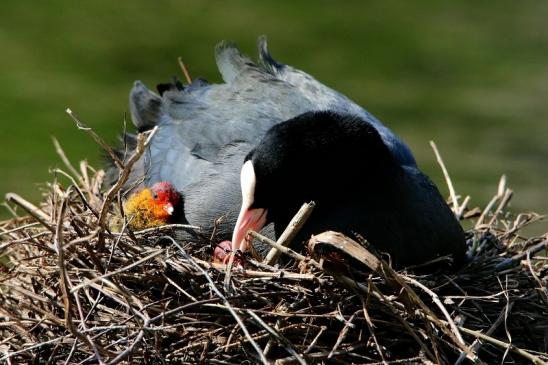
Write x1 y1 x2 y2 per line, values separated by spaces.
1 1 547 233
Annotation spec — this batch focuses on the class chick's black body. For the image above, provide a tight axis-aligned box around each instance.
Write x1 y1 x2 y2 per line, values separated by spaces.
247 111 466 268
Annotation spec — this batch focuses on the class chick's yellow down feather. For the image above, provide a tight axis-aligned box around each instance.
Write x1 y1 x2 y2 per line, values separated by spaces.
123 188 169 230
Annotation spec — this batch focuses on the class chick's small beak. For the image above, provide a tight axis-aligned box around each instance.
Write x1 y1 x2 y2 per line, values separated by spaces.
163 203 174 215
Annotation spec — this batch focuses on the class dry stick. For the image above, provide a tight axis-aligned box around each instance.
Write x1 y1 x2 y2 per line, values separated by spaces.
209 324 322 354
303 326 326 354
246 310 307 365
55 187 106 364
494 238 548 271
53 169 100 218
360 296 387 365
249 230 390 304
457 195 470 219
171 239 270 365
487 188 513 226
0 222 40 237
263 201 315 266
310 232 476 360
71 278 106 364
96 127 158 250
383 267 475 360
430 141 459 216
527 251 548 301
452 322 548 365
403 277 468 355
0 336 70 362
5 193 54 233
454 302 515 365
52 137 83 182
66 108 158 251
69 249 164 293
161 273 198 302
328 310 357 359
129 223 201 236
263 317 283 356
249 230 322 270
356 357 425 365
476 175 506 228
66 108 124 170
177 57 193 84
193 258 318 281
1 201 18 218
106 328 147 365
79 160 93 196
501 213 544 241
368 282 436 362
275 343 365 365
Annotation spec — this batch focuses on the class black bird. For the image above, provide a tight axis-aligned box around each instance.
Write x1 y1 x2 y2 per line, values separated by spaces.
232 111 466 268
112 38 413 233
110 37 465 267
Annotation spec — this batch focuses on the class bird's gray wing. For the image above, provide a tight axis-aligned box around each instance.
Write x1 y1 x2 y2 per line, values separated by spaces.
257 36 416 167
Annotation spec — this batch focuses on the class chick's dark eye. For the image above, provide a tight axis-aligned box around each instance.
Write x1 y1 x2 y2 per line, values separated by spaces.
152 192 159 200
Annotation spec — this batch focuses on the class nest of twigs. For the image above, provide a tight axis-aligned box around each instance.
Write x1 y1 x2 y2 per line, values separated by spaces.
1 124 547 364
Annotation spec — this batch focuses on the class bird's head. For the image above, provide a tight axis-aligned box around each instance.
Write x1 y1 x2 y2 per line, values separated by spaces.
231 111 395 253
123 181 181 230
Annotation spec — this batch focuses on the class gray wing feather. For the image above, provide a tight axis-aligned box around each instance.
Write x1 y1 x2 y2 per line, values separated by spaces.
121 36 417 194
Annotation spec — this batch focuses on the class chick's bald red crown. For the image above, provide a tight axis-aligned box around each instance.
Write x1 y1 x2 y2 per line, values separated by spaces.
150 182 180 219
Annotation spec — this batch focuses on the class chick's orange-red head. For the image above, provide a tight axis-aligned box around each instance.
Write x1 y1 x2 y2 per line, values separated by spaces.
149 181 181 220
123 182 181 230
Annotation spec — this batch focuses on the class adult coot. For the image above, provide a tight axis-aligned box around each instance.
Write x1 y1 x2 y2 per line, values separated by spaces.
232 111 466 268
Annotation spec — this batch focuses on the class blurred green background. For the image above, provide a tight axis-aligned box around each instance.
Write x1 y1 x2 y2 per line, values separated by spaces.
1 1 546 233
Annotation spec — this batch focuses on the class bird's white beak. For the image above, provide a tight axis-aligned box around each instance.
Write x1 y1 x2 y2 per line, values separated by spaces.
231 161 267 252
163 203 174 215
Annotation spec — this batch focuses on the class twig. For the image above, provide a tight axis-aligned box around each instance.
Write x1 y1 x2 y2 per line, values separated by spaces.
247 309 307 365
263 201 315 265
0 336 69 362
171 239 270 365
328 310 357 359
476 175 506 228
66 109 124 170
130 223 201 236
177 57 193 84
0 222 40 237
487 188 513 226
5 193 54 232
70 249 163 293
455 302 515 365
361 297 387 364
248 230 322 270
52 137 82 182
193 258 319 281
275 344 365 365
456 323 548 365
303 326 326 354
430 140 459 215
55 187 106 363
53 168 99 218
403 276 468 356
494 238 548 271
96 127 158 250
311 232 476 360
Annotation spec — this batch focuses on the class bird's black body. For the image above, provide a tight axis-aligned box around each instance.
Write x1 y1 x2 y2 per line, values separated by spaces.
246 111 465 267
108 37 465 267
